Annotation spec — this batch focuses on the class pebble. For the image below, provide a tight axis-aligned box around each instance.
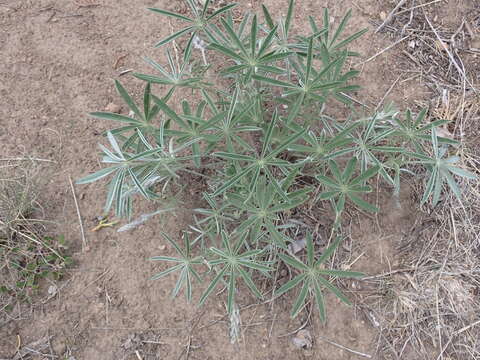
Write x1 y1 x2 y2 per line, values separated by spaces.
105 102 121 113
292 329 312 349
48 285 57 295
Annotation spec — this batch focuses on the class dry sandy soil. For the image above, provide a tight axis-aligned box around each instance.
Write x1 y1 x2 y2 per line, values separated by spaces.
1 0 478 359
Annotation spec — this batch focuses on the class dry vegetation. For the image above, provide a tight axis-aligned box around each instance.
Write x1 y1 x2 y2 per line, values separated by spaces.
354 3 480 359
0 159 69 324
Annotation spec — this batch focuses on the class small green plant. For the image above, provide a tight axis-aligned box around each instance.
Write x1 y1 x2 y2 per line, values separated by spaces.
0 163 71 315
408 129 476 206
276 235 363 320
79 0 476 327
151 232 202 302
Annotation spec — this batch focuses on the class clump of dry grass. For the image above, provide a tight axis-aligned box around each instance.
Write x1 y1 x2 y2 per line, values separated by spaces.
0 160 70 324
372 1 479 94
0 162 38 239
358 95 479 359
352 3 480 358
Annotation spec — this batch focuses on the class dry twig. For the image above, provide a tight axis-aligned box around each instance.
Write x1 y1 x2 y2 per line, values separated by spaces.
68 175 86 251
376 0 409 33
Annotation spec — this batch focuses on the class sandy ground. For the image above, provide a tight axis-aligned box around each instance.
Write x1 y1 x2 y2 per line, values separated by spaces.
1 0 477 359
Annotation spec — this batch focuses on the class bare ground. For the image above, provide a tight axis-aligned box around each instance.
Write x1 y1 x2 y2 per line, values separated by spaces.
1 0 478 359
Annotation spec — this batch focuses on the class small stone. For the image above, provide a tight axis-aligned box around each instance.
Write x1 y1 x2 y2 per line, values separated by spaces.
159 245 166 251
292 329 312 349
105 102 121 113
48 285 57 295
379 11 387 21
280 269 287 277
289 238 306 254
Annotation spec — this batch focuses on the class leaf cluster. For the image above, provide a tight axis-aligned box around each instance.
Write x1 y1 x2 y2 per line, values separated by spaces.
79 0 476 322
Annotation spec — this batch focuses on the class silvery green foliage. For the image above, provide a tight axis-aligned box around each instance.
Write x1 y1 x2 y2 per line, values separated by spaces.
79 0 476 326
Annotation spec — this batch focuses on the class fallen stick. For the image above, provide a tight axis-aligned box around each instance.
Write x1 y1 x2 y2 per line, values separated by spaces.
357 35 410 65
69 175 86 251
376 0 408 33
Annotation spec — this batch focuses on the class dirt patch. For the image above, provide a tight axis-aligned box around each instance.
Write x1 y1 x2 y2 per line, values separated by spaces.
1 0 478 359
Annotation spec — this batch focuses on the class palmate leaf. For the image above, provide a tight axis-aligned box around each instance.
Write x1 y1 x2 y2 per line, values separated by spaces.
149 1 238 47
150 232 202 302
199 230 272 314
89 81 159 138
253 36 353 115
305 8 367 58
343 111 404 187
207 89 261 153
211 110 306 199
226 177 310 248
77 128 188 218
276 235 363 321
316 157 380 215
288 124 358 162
392 108 458 149
151 96 222 167
193 192 236 237
89 82 177 156
134 36 208 93
262 0 298 61
208 14 291 81
282 10 367 106
408 129 477 206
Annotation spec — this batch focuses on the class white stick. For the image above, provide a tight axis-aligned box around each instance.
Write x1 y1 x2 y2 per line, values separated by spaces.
317 334 372 358
0 157 54 163
69 176 86 251
357 35 410 65
376 0 408 33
